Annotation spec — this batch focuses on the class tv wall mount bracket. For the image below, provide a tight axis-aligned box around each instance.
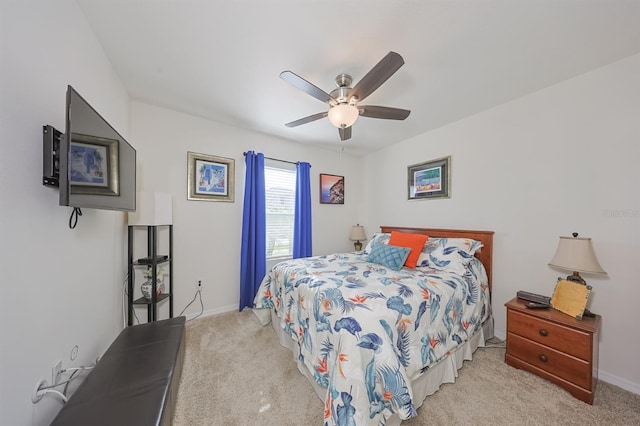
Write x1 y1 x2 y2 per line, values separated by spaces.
42 124 61 188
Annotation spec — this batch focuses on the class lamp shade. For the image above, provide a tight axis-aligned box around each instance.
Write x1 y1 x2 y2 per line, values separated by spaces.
328 104 359 128
127 191 173 225
349 225 366 241
548 235 606 275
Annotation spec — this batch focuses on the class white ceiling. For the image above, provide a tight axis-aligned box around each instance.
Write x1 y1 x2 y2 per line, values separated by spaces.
77 0 640 156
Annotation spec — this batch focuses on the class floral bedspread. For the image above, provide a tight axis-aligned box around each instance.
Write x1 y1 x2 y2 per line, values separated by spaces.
253 252 490 426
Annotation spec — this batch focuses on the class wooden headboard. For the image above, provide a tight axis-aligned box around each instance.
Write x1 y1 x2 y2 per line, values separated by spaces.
380 226 495 292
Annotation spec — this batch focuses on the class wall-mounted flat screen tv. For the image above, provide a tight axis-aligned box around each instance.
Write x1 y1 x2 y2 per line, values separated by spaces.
59 85 136 211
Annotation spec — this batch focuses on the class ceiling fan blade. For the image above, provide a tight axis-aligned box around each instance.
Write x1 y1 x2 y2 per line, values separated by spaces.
358 105 411 120
280 71 334 104
285 111 328 128
349 52 405 103
339 126 352 141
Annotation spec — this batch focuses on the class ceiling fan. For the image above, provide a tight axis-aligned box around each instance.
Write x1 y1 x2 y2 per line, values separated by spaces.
280 51 411 141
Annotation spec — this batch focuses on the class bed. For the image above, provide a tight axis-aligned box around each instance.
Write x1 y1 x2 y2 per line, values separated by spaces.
253 226 494 425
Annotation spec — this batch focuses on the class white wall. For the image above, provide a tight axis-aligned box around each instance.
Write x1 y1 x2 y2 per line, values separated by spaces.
0 1 131 424
361 54 640 394
130 102 363 319
1 3 637 424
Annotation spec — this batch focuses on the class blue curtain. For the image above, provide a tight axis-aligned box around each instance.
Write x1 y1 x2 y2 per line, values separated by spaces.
293 162 312 258
239 151 266 311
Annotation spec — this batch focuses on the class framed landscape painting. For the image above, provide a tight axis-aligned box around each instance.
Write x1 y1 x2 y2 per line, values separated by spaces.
407 156 451 200
320 173 344 204
187 151 235 202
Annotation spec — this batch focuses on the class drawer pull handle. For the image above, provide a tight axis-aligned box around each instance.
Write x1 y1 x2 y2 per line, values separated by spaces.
539 329 548 337
539 354 548 363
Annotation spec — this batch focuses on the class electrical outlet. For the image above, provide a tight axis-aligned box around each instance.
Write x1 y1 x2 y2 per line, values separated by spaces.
197 280 203 289
52 360 62 385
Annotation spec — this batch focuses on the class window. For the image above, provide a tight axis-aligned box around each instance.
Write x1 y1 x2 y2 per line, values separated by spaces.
265 162 296 259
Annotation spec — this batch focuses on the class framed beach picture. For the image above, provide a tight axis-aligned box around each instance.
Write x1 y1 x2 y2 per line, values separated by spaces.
69 133 119 196
187 151 235 202
320 173 344 204
407 156 451 200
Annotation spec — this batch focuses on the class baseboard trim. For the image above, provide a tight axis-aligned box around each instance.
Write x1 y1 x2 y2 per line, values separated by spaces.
184 304 236 321
598 369 640 396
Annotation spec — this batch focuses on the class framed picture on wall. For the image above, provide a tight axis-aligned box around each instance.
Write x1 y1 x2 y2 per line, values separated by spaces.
320 173 344 204
407 156 451 200
69 133 119 196
187 151 235 202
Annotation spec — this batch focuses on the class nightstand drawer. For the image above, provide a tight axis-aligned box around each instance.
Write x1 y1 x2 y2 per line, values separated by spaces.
508 309 591 360
507 333 591 389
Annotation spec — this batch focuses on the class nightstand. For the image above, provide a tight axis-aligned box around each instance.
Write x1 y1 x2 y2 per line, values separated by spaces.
505 297 601 404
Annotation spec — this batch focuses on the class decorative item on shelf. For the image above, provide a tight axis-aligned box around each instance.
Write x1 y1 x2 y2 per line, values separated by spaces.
141 265 166 300
548 232 606 317
349 224 367 251
140 281 165 300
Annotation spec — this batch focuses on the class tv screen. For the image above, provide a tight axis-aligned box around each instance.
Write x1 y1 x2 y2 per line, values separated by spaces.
59 86 136 211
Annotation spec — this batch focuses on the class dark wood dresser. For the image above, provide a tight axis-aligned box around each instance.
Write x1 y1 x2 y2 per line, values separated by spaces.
505 297 601 404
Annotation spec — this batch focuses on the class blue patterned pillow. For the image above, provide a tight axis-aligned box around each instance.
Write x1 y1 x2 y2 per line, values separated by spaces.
368 242 411 271
417 237 482 275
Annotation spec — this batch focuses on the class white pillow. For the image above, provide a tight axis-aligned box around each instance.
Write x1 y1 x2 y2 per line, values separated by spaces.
363 233 390 254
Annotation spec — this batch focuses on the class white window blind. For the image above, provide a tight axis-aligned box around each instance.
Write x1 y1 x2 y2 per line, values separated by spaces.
265 163 296 259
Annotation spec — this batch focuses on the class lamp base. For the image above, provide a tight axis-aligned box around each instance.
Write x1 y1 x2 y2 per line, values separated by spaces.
354 241 362 251
565 271 587 285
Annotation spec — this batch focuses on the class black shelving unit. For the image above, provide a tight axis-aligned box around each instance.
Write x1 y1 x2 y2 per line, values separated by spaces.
127 225 173 326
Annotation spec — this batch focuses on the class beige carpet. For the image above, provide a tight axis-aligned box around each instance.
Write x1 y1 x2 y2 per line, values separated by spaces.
173 310 640 426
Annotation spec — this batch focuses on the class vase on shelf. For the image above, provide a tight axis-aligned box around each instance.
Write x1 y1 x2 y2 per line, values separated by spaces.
141 281 165 300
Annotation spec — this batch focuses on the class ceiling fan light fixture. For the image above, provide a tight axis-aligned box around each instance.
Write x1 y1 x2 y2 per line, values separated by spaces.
328 104 359 128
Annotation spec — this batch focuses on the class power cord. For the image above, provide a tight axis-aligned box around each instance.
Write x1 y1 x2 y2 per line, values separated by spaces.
122 273 129 328
122 272 140 325
32 363 95 404
32 385 68 404
61 365 95 395
482 337 506 349
37 365 95 391
63 370 79 395
68 207 82 229
179 286 204 321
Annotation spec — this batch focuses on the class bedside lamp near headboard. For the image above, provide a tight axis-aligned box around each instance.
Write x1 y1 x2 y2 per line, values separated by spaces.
350 224 367 251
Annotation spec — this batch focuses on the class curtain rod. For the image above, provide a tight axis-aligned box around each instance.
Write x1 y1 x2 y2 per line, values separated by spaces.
242 151 298 166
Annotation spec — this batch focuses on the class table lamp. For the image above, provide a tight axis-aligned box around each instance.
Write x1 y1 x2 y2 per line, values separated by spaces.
349 224 366 251
548 232 606 285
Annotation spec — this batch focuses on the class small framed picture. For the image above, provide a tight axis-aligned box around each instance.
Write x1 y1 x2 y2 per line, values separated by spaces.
408 156 451 200
187 151 235 202
320 173 344 204
69 133 119 196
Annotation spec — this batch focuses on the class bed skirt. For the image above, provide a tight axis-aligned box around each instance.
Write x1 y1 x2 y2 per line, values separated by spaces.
254 308 494 425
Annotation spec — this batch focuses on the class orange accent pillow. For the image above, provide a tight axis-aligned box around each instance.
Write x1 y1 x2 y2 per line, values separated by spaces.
388 231 429 268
